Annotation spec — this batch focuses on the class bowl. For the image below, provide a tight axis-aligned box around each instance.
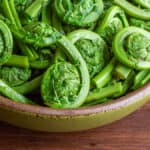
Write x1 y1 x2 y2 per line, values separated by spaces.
0 82 150 132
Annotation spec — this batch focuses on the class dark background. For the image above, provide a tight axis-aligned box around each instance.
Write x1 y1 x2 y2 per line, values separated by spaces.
0 102 150 150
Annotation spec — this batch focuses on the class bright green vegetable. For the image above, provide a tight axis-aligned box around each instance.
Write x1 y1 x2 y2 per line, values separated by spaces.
93 58 115 88
67 29 108 78
23 0 49 24
14 74 43 94
129 18 150 31
42 62 81 108
96 5 128 43
112 27 150 69
14 0 34 13
113 64 132 80
86 82 123 102
132 70 150 89
41 1 51 25
41 36 90 108
114 0 150 20
0 66 31 87
0 0 150 108
115 70 135 97
6 54 29 68
12 22 62 48
0 20 13 65
0 79 34 104
54 0 104 27
1 0 38 60
132 0 150 9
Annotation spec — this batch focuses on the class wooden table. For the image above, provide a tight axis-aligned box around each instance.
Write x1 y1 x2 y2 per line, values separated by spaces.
0 102 150 150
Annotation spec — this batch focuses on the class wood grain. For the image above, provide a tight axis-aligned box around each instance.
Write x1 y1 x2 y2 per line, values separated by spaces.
0 102 150 150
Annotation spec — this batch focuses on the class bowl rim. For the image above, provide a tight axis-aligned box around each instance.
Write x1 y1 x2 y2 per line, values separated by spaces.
0 82 150 117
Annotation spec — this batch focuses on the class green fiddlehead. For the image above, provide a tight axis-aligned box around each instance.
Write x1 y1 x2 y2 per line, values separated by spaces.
114 0 150 20
67 29 108 78
1 0 150 108
1 0 39 60
0 66 31 87
0 20 13 65
42 62 81 107
54 0 104 27
96 6 128 44
41 36 90 108
113 26 150 69
12 22 62 48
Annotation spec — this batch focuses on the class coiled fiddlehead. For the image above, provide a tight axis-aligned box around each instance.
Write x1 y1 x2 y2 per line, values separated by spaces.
67 29 107 78
41 36 90 108
1 0 39 60
0 66 31 87
96 6 128 44
42 62 81 107
114 0 150 20
113 26 150 69
0 20 13 65
54 0 104 27
0 79 34 104
12 22 62 48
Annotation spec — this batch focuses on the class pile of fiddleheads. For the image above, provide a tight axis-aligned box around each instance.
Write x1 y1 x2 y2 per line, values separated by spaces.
0 0 149 108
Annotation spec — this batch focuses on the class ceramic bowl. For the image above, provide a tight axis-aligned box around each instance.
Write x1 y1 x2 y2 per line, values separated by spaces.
0 82 150 132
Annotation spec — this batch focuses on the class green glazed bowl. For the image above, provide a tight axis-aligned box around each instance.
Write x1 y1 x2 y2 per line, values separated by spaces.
0 83 150 132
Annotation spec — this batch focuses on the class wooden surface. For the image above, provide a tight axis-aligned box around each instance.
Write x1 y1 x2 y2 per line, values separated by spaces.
1 102 150 150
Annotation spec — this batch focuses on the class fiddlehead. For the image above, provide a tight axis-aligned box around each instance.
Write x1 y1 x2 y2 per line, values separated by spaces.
113 26 150 69
0 20 13 65
114 0 150 20
0 66 31 87
1 0 150 108
96 6 128 44
12 22 62 48
54 0 104 27
41 36 90 108
1 0 39 60
42 62 81 107
67 29 108 78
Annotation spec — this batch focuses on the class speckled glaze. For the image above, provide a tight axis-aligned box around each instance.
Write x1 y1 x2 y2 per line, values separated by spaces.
0 83 150 132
